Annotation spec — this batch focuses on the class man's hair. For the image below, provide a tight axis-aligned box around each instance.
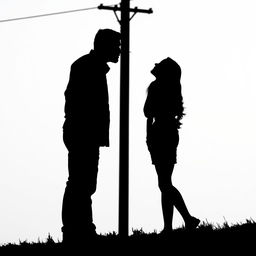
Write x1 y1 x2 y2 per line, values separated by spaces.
94 29 121 51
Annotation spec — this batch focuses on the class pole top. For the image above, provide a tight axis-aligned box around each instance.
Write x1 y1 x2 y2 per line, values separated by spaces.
98 3 153 14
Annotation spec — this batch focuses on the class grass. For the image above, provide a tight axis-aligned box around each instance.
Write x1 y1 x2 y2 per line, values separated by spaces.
1 219 255 253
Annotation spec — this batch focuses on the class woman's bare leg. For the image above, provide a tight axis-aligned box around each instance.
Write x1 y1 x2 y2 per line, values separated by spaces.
155 163 200 230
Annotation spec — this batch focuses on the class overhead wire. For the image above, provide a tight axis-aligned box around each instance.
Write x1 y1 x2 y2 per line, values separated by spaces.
0 3 118 23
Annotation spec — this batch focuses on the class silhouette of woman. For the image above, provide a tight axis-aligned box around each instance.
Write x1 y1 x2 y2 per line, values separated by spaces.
144 57 200 235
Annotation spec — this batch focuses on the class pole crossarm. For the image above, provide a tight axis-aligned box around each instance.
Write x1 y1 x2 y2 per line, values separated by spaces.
98 4 153 15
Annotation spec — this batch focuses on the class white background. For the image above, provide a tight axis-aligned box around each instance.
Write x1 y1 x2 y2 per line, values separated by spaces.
0 0 256 244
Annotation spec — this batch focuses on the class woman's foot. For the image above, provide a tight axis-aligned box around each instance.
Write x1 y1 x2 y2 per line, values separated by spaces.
159 227 173 237
185 216 200 230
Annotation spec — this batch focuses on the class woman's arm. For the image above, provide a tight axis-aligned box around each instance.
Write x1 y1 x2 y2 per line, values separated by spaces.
143 86 155 118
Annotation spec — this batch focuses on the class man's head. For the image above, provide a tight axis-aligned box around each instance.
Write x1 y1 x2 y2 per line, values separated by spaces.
94 29 121 63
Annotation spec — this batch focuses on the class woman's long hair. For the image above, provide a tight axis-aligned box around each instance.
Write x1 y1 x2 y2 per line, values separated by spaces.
150 57 185 128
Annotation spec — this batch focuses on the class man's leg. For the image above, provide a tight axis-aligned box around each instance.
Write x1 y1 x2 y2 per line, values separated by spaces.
62 146 100 243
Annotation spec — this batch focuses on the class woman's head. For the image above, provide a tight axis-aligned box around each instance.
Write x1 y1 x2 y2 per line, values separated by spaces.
151 57 181 81
149 57 185 123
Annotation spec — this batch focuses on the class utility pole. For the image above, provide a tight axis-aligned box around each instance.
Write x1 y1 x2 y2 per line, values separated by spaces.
98 0 152 237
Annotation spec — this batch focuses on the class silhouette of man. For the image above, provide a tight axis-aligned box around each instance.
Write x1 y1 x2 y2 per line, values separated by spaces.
61 29 121 244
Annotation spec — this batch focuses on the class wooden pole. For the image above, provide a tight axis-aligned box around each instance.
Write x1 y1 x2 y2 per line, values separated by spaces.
118 0 130 237
98 1 152 237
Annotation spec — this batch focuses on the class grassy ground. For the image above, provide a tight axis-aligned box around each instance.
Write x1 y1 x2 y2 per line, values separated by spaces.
1 219 255 254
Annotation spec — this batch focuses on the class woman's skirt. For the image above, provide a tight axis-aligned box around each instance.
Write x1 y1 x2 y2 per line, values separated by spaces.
146 121 179 165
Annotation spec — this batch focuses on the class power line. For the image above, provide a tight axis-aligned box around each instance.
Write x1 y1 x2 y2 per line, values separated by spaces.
0 5 114 23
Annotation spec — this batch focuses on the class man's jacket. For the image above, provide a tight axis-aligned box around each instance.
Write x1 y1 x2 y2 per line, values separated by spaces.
63 50 110 147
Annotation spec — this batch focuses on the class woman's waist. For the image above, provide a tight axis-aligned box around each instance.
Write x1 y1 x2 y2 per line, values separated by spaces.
153 116 177 124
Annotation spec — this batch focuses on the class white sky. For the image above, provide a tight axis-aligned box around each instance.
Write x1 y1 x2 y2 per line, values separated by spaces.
0 0 256 244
